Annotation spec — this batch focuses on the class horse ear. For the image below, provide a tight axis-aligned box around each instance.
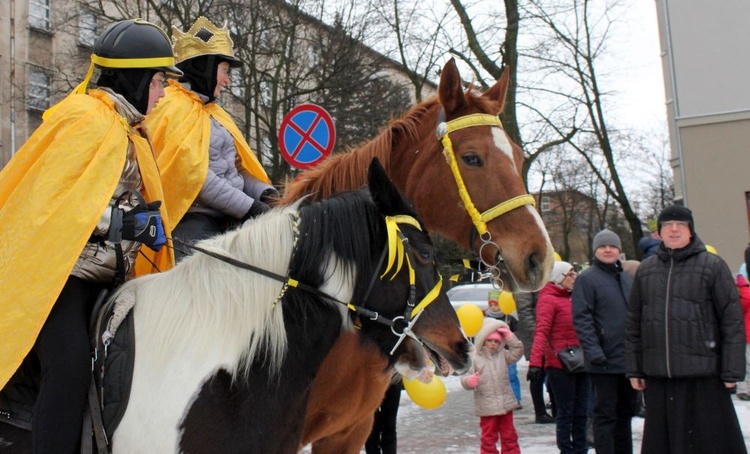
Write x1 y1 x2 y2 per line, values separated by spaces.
482 65 510 111
438 58 467 117
367 158 408 216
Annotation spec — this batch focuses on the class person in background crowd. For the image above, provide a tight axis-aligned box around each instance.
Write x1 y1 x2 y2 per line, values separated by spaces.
516 291 556 424
573 229 636 454
462 318 524 454
638 222 661 260
144 17 276 262
626 204 746 453
365 377 402 454
736 265 750 401
0 19 177 452
528 261 589 454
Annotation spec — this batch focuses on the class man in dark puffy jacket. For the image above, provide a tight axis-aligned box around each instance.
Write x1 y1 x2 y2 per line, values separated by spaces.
572 228 636 454
625 205 746 454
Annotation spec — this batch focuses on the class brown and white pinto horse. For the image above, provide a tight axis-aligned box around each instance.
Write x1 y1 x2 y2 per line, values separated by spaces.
282 58 554 453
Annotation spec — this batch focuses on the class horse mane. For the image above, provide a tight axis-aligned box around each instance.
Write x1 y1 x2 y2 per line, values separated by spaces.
280 99 439 203
118 190 389 381
119 204 301 381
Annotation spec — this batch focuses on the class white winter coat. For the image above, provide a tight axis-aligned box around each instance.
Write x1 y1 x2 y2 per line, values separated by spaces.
460 318 524 417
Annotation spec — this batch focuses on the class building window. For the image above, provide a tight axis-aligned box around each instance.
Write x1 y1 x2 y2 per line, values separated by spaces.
79 9 96 47
541 195 551 212
260 80 273 107
231 68 245 98
28 69 50 111
29 0 51 30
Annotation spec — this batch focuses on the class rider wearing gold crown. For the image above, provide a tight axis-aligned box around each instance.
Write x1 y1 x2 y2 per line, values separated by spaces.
144 17 276 261
0 19 178 452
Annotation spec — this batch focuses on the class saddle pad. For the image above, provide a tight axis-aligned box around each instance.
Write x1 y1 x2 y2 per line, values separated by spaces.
93 299 136 437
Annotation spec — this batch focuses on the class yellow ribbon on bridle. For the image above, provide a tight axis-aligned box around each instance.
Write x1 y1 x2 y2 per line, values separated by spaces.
437 113 536 237
380 215 442 319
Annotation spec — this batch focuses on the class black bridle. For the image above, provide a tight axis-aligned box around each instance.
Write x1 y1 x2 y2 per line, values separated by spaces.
154 213 442 356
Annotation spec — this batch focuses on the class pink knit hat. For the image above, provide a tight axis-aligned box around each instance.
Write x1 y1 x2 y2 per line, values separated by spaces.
486 331 503 343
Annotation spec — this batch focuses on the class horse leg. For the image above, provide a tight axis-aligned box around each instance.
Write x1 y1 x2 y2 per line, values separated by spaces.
0 422 32 453
310 415 374 454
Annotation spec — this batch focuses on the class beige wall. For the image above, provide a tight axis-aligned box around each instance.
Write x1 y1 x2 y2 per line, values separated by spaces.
678 116 750 270
656 0 750 271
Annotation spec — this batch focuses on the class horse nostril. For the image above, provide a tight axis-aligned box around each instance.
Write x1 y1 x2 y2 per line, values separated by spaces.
525 252 542 287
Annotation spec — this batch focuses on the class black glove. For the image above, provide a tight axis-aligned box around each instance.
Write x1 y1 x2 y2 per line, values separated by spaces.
590 356 608 366
526 366 543 382
259 187 279 205
119 200 166 251
241 199 270 221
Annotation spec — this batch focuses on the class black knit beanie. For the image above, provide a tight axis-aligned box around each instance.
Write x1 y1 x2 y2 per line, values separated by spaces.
657 204 695 236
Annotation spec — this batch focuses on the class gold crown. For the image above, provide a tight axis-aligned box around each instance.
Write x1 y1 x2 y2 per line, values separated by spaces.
172 17 239 65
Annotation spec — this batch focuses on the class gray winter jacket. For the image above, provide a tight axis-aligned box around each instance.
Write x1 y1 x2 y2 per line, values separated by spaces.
572 259 632 374
189 117 273 219
625 237 746 382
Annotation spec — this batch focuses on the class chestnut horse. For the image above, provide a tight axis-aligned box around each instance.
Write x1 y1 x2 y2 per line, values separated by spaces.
282 59 554 452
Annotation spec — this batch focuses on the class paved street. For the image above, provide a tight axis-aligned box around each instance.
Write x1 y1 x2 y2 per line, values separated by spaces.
303 357 750 453
395 358 597 453
394 358 750 453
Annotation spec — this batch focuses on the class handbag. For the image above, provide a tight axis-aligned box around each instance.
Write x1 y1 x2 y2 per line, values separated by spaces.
557 345 585 373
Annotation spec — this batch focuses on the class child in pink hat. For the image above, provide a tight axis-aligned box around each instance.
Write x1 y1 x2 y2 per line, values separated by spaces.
461 318 524 454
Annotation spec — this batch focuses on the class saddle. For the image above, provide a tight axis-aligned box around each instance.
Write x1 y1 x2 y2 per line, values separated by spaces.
0 288 138 451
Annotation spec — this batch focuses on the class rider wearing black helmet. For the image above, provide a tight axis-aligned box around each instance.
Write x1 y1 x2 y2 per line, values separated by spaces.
0 19 178 452
144 17 276 262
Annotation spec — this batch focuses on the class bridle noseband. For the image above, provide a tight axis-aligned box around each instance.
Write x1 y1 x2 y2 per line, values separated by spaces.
437 112 536 288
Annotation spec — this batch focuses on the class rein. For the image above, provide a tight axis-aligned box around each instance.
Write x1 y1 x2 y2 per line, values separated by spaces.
171 213 442 355
437 111 536 288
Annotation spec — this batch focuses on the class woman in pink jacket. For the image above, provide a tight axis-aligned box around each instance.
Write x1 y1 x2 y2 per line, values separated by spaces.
461 318 524 454
528 261 590 454
735 268 750 400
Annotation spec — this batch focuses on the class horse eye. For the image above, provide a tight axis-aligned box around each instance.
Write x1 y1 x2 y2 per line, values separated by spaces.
417 249 433 262
462 154 482 167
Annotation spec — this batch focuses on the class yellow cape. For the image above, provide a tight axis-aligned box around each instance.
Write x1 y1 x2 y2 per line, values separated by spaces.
0 90 174 388
143 81 271 228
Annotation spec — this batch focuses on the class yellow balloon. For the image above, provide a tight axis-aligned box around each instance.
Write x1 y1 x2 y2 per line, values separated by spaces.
499 291 516 315
706 244 718 255
403 375 447 410
456 304 484 337
554 252 562 261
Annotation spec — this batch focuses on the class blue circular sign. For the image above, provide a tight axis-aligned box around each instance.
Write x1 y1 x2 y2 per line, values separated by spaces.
278 104 336 170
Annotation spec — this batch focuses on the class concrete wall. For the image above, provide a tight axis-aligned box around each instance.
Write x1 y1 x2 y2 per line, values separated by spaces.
656 0 750 271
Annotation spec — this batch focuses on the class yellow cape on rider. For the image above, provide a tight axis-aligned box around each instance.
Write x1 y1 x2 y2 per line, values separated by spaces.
0 90 174 388
143 81 271 228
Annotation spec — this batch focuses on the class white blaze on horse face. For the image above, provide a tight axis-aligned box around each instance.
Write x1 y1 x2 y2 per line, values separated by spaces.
492 128 518 173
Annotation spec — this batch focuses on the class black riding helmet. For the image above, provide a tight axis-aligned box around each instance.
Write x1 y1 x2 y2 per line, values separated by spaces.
93 19 182 115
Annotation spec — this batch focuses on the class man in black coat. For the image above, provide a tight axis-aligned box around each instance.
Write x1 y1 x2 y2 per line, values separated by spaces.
626 205 747 454
573 229 636 454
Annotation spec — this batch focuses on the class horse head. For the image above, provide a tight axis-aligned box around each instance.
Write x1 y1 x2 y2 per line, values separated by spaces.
401 58 554 292
354 159 472 378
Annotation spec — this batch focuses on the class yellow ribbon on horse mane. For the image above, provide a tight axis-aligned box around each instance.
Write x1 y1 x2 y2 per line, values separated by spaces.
381 214 442 319
381 215 421 281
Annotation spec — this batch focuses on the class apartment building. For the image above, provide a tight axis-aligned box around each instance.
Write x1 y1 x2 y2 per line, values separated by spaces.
0 1 434 173
655 0 750 270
